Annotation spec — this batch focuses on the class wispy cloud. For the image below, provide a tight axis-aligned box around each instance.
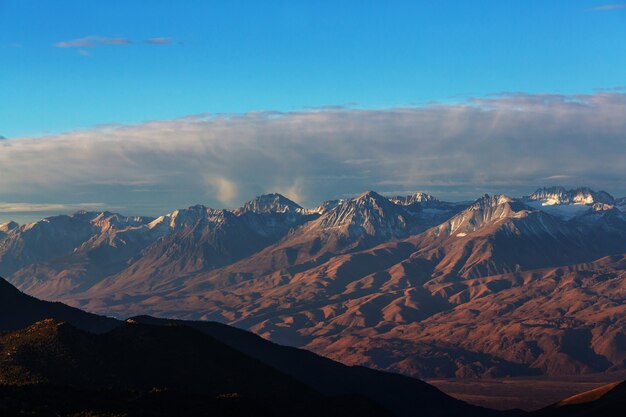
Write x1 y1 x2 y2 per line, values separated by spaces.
54 36 131 48
2 92 626 213
205 176 238 204
144 37 173 45
542 175 572 181
54 36 175 55
0 202 106 213
54 36 176 48
591 4 626 11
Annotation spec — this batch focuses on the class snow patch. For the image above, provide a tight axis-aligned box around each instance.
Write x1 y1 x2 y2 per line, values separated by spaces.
525 201 591 220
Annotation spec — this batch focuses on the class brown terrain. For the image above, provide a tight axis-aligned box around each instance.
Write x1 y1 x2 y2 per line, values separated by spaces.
0 278 498 417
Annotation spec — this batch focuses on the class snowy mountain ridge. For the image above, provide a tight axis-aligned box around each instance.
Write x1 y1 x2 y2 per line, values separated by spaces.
525 186 615 205
522 186 622 220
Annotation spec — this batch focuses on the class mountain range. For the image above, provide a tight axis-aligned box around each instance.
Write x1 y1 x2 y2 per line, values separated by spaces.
1 186 625 379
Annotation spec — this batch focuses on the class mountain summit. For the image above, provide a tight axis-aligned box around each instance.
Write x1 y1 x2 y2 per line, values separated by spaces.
234 193 303 214
315 190 417 239
524 187 618 220
526 186 615 205
390 191 439 206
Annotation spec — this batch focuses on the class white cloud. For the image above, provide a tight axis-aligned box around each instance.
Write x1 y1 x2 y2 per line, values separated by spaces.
591 4 626 11
54 36 175 50
206 176 238 205
2 92 625 215
271 179 306 205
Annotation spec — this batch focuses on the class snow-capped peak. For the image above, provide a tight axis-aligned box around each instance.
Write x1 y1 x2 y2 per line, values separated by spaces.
525 186 615 206
301 199 343 215
148 205 216 230
354 190 391 204
526 186 569 205
390 192 439 206
470 194 513 209
434 194 525 236
234 193 302 215
0 220 19 233
85 212 152 232
524 187 616 220
311 190 415 239
313 191 396 222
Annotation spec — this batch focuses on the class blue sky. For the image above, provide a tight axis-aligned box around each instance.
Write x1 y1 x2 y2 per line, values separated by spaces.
2 0 626 138
1 1 626 223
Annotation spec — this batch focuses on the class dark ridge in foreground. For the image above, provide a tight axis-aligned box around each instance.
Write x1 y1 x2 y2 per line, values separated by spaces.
132 315 507 417
0 319 388 417
0 385 359 417
0 278 500 417
0 277 119 333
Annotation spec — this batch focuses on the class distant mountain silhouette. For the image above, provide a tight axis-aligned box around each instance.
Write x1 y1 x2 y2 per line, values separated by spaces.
0 318 391 417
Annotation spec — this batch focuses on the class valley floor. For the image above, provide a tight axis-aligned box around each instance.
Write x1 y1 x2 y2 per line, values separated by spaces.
428 371 626 411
